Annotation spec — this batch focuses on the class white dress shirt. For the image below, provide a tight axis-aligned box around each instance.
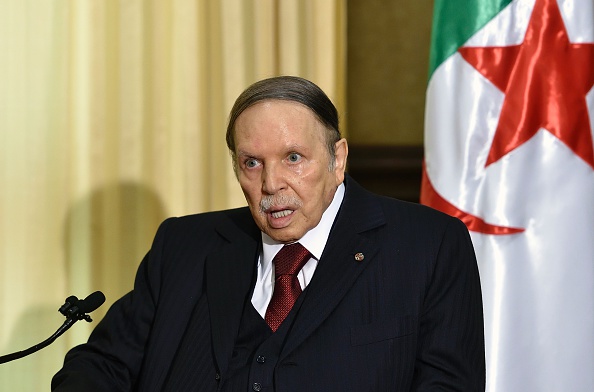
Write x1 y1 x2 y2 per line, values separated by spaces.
251 183 345 318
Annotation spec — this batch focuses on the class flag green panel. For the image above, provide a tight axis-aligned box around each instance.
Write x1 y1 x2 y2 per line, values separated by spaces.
429 0 513 78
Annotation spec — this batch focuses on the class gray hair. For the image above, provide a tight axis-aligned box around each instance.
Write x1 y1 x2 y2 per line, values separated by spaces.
226 76 341 171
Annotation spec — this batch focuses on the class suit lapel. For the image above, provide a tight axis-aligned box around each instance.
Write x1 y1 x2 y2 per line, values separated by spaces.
281 177 386 358
205 209 260 375
204 178 386 366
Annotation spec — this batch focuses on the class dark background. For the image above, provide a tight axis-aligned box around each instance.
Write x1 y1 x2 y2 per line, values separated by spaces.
345 0 433 202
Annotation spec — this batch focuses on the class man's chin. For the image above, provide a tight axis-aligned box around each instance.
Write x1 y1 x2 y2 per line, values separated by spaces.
264 227 303 244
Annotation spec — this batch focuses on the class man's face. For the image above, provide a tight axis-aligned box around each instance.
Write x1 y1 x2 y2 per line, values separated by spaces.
233 100 347 243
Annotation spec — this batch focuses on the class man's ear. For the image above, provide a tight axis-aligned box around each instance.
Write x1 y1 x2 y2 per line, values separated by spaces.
334 138 348 183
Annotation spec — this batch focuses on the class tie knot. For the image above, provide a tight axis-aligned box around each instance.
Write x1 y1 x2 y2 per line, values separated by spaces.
273 242 311 276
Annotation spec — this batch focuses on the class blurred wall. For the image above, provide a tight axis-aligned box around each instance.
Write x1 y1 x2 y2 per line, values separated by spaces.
0 0 345 390
347 0 433 145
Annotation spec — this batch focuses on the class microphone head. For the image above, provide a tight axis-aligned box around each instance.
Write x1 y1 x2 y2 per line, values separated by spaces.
58 295 80 317
78 291 106 314
64 295 79 306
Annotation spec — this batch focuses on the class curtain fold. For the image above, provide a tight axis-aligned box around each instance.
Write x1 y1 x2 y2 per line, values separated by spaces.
0 0 345 390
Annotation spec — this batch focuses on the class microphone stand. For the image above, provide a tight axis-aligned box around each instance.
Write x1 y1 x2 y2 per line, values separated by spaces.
0 294 102 365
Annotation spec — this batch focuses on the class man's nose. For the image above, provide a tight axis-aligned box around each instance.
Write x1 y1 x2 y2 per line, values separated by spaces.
262 162 287 194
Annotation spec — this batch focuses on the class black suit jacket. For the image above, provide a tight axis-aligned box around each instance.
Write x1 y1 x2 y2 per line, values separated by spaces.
52 176 485 391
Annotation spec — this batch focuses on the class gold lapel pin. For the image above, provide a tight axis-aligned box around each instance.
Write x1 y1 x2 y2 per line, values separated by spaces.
354 252 364 262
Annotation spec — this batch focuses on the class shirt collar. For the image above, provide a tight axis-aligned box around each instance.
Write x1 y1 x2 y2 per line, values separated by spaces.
261 182 345 267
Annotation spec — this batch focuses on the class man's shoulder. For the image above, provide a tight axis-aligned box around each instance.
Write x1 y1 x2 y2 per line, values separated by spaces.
173 206 252 224
358 186 466 234
380 195 455 220
344 175 466 233
155 206 258 242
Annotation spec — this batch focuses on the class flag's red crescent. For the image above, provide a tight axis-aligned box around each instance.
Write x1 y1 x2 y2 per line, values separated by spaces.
420 165 524 235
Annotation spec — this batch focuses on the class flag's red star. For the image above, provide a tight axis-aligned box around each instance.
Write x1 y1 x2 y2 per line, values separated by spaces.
459 0 594 170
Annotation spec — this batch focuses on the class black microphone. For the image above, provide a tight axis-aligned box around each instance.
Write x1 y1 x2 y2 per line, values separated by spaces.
0 291 105 364
79 291 106 313
59 291 106 322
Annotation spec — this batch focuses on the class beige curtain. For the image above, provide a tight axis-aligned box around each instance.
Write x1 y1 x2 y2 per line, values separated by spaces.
0 0 345 389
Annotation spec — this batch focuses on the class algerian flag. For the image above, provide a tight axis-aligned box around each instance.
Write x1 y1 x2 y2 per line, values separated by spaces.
421 0 594 390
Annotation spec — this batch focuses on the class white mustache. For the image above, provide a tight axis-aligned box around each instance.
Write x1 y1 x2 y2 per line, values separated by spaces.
260 194 303 212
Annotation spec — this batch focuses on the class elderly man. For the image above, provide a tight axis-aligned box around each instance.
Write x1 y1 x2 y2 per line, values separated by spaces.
52 76 485 391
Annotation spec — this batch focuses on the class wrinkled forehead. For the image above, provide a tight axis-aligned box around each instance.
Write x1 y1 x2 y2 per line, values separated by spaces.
234 99 330 139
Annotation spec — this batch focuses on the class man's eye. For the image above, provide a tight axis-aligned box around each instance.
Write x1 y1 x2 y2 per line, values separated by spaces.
287 153 301 163
245 159 259 168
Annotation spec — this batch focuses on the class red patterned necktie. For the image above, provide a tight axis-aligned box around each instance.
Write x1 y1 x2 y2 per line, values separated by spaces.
265 242 311 332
